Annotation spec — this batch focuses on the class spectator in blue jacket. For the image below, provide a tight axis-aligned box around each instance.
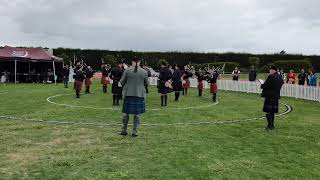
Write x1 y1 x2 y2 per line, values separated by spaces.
308 70 317 86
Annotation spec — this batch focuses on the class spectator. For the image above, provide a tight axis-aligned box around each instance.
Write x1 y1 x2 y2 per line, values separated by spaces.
298 69 307 86
287 70 296 84
232 67 240 81
249 66 257 82
279 69 287 82
308 70 317 86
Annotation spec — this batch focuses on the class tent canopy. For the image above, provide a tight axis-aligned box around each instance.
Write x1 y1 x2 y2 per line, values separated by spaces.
0 46 63 62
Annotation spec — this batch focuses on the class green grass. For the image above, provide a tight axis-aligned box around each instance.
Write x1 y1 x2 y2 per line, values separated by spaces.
0 82 320 179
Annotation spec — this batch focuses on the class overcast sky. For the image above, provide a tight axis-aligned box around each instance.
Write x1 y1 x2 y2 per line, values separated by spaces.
1 0 320 54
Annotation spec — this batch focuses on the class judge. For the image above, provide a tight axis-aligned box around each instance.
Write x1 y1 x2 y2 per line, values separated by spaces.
261 65 284 130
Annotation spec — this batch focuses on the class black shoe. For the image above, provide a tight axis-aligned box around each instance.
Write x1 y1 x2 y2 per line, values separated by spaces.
132 129 138 137
119 131 128 136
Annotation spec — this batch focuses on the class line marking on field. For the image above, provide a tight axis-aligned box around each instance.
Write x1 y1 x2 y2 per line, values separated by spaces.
46 93 219 111
0 103 292 127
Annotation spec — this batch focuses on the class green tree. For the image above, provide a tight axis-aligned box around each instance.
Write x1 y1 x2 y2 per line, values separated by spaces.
57 53 71 64
102 55 119 66
248 56 260 68
157 59 169 68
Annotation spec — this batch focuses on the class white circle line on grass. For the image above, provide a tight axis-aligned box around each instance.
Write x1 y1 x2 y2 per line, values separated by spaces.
46 93 219 111
0 103 292 127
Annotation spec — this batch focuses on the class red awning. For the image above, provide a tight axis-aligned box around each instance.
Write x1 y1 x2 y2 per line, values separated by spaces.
0 46 62 62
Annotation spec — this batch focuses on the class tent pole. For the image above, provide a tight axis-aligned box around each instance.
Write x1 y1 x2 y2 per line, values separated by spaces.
14 60 17 84
53 61 56 85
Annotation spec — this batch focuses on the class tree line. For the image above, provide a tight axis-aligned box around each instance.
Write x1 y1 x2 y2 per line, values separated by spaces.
52 48 320 72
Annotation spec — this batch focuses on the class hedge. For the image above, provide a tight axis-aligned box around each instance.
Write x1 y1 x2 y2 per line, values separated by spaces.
271 60 312 72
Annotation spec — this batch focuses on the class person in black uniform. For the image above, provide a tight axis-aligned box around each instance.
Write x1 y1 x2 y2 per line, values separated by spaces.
158 62 172 106
101 64 111 93
207 70 220 102
261 65 284 130
110 64 124 105
84 65 94 94
182 68 192 95
172 65 183 101
62 65 70 88
196 70 206 97
249 67 257 82
74 65 85 98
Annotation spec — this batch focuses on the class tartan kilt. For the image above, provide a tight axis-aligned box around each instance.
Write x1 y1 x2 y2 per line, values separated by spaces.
85 78 92 86
183 79 190 89
197 81 204 90
263 98 279 113
101 75 110 86
210 83 218 93
75 80 83 92
158 81 170 94
172 80 183 91
122 96 145 115
112 80 122 94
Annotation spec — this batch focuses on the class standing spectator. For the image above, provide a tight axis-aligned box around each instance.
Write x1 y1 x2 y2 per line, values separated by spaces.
279 69 287 82
232 67 240 81
261 66 284 130
249 66 257 82
298 69 307 86
287 70 296 84
308 70 317 86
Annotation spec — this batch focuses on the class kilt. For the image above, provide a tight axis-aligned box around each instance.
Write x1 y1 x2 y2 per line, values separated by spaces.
101 75 110 86
263 98 279 113
158 81 170 94
210 83 218 93
85 78 91 87
112 80 122 94
122 96 145 115
172 80 183 91
197 81 204 90
183 79 190 89
75 80 83 92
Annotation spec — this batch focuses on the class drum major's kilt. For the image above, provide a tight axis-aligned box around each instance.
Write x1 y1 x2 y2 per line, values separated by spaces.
172 80 183 91
122 96 145 115
112 80 122 94
263 98 279 113
158 81 170 94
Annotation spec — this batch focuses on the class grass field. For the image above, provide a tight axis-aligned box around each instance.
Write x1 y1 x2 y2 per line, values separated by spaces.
0 81 320 179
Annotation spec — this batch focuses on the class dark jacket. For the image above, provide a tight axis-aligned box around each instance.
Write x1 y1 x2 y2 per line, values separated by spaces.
75 70 85 82
63 67 70 77
261 72 283 99
158 67 173 94
84 68 94 78
249 70 257 81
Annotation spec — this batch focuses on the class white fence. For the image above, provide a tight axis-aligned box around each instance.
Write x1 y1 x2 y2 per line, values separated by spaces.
148 77 320 102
